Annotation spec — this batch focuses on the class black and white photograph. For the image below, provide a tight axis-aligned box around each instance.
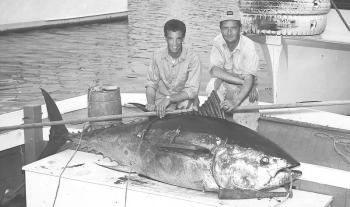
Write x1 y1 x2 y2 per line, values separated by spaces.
0 0 349 206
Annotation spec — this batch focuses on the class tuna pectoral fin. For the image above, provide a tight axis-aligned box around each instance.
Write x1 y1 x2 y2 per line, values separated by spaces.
38 89 69 159
95 162 136 174
218 188 288 200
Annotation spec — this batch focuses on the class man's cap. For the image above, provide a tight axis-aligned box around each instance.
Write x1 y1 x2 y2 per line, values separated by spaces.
220 6 241 22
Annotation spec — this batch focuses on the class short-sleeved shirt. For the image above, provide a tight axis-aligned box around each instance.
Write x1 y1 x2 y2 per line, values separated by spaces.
146 46 201 101
210 34 259 77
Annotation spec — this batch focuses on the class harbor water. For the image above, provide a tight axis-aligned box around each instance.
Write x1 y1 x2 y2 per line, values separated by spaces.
0 21 128 114
0 0 270 115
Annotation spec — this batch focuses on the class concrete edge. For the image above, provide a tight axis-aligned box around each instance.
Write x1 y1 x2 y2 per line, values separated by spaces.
259 115 350 135
0 11 128 34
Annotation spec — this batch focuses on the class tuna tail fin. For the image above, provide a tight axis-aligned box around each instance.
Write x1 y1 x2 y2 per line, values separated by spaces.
193 91 225 119
38 88 69 159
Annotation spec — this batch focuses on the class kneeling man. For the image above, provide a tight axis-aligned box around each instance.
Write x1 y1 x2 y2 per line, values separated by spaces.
146 19 201 118
206 7 259 130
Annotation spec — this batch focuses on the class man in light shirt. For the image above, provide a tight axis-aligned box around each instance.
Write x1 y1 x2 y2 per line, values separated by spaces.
146 19 201 118
206 6 259 130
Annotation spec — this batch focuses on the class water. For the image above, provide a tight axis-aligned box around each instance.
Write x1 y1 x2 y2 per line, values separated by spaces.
0 21 128 114
0 0 270 115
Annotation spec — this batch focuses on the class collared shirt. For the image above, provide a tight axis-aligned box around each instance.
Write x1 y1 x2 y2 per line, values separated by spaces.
146 46 201 100
210 34 259 76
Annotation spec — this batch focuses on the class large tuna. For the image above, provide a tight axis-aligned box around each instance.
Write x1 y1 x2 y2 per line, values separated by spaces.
40 89 301 199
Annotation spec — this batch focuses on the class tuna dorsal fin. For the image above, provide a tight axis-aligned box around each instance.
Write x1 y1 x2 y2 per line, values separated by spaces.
193 91 225 119
39 88 69 159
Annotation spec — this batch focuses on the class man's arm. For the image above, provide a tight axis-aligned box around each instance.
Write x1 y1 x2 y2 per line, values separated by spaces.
146 86 156 103
145 53 159 111
235 74 254 105
209 45 244 85
182 53 201 99
156 52 201 118
221 74 255 112
157 79 190 103
211 65 258 103
168 91 189 103
210 66 244 85
155 92 189 118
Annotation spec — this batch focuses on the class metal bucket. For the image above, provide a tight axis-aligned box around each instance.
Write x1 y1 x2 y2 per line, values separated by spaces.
87 85 122 129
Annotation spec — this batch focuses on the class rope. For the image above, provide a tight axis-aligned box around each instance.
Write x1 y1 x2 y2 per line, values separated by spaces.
314 132 350 165
272 169 293 207
330 0 350 32
124 167 132 207
51 123 85 207
124 120 151 207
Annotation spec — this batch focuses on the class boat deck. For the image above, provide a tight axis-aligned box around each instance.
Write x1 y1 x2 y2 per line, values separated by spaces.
23 149 333 207
2 93 350 206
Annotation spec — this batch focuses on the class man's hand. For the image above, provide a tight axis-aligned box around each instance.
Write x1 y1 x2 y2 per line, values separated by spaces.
249 86 259 103
220 99 240 113
145 104 156 111
156 97 171 118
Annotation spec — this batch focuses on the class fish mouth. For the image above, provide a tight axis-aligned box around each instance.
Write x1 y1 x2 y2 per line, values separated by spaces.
290 169 302 179
286 156 300 169
272 160 302 182
288 161 300 169
262 168 302 191
275 168 302 180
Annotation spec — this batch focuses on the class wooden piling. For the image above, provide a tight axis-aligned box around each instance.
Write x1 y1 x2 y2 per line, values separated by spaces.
23 105 43 164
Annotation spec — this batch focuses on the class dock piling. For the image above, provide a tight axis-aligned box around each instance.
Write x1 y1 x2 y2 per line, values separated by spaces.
23 105 44 164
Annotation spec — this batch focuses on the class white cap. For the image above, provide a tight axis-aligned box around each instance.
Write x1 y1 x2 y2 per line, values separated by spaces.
220 6 241 22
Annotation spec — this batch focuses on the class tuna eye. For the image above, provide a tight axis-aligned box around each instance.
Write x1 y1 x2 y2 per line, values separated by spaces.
260 157 270 166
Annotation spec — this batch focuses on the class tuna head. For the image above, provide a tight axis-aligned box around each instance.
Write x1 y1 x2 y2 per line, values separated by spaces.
212 144 300 191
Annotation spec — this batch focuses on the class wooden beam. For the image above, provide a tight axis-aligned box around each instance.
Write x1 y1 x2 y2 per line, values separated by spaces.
23 105 43 164
2 99 350 131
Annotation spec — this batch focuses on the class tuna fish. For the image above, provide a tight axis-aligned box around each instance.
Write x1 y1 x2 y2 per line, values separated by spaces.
40 89 301 199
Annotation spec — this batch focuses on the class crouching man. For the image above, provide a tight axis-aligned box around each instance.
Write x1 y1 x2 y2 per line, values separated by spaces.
146 19 201 118
206 7 259 130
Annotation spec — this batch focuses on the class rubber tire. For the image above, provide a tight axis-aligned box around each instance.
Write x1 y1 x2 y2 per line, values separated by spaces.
241 13 328 35
239 0 331 15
